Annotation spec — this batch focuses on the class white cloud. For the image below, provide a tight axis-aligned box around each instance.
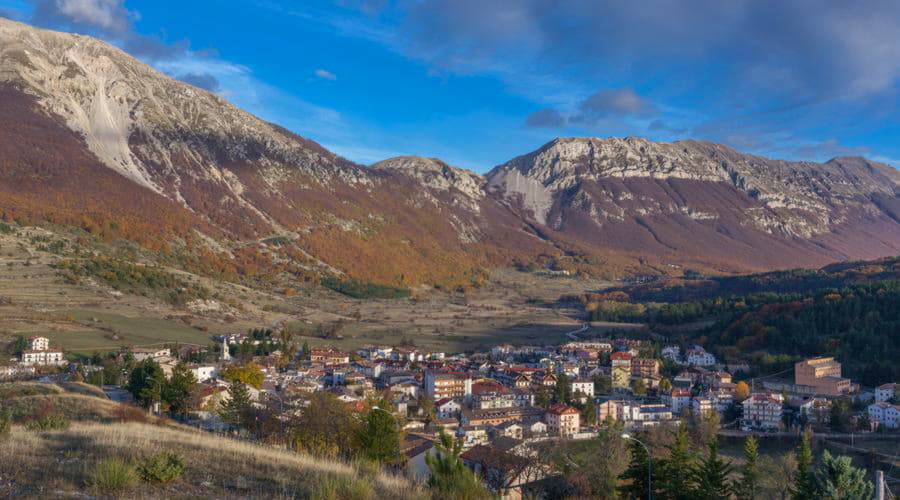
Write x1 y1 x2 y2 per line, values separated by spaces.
314 68 337 81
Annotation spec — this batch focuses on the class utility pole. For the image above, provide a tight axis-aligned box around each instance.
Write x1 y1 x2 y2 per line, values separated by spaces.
876 470 884 500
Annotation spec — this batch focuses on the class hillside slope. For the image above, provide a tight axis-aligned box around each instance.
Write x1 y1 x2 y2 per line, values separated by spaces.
487 137 900 272
1 422 425 498
0 382 425 498
0 18 552 288
1 18 899 287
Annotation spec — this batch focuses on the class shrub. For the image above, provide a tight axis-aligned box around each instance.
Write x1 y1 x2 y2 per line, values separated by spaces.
0 407 11 440
136 451 185 483
90 457 138 492
321 277 411 299
24 414 70 432
312 474 376 500
114 404 152 424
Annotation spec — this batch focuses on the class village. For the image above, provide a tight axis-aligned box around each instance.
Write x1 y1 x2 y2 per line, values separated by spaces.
4 327 898 498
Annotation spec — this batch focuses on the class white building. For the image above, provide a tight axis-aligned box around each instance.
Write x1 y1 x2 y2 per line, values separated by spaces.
875 383 897 403
20 349 65 366
572 379 595 402
741 394 783 431
130 347 171 361
868 402 900 430
685 346 715 367
663 389 692 415
435 398 462 420
189 365 217 383
661 346 681 363
29 336 50 351
692 397 714 417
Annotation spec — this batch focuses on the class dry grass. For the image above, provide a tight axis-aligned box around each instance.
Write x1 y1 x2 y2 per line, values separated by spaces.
0 421 428 498
0 381 65 399
4 393 121 422
57 381 110 398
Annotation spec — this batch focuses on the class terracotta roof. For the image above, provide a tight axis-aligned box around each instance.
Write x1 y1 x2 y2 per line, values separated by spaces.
546 404 579 415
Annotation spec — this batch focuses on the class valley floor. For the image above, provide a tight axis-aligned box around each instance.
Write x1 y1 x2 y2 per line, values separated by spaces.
0 228 619 354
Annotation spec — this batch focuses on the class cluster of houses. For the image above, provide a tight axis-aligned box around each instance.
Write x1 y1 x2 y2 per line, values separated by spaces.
10 329 896 498
1 336 66 378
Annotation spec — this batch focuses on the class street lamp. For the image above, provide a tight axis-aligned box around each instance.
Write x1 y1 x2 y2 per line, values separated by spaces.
372 406 402 468
622 433 652 500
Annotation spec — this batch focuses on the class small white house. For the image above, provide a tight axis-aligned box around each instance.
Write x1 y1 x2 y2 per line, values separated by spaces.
435 398 462 419
190 365 217 383
572 379 595 402
875 383 897 403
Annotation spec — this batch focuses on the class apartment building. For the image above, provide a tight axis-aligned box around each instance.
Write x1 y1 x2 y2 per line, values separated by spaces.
425 371 473 399
794 357 855 396
546 404 580 438
741 393 783 431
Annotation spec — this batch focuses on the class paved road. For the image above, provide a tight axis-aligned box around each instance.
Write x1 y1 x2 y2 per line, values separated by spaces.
565 323 589 341
719 429 900 440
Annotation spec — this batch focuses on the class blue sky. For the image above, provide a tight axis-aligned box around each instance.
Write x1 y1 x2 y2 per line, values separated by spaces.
2 1 900 171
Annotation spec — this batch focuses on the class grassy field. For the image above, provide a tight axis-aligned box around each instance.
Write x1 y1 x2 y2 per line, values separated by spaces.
289 321 584 353
48 309 210 350
0 226 619 355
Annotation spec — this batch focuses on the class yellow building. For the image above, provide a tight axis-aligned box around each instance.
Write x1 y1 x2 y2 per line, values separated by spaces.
794 357 855 396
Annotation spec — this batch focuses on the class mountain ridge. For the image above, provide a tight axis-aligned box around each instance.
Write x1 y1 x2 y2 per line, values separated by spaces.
2 18 899 288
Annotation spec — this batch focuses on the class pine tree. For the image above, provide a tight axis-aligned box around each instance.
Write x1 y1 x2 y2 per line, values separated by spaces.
734 436 759 500
219 380 253 427
163 363 197 416
358 406 401 464
812 450 874 500
554 372 572 404
792 428 816 499
300 340 310 361
693 440 734 500
659 425 697 499
126 358 165 408
619 437 654 499
425 431 489 499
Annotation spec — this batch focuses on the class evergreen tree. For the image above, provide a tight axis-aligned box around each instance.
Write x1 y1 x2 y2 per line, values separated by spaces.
425 431 489 499
554 372 572 404
219 379 253 427
11 335 27 355
811 450 874 500
693 440 734 500
126 358 165 408
792 428 816 499
620 436 654 499
659 425 697 499
299 340 310 361
358 406 401 464
163 363 197 416
734 436 759 500
594 374 612 394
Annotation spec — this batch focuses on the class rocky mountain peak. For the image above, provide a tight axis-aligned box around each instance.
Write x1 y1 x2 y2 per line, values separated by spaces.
371 156 484 200
1 18 899 283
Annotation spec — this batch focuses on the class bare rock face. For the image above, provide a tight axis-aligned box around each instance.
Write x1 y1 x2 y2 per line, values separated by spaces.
487 137 900 271
372 156 484 211
0 17 365 225
1 18 899 282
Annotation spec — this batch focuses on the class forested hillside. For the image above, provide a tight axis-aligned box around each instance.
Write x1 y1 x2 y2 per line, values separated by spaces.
585 258 900 386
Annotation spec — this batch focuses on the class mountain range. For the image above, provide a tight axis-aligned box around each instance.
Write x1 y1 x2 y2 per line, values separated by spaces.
2 18 900 288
